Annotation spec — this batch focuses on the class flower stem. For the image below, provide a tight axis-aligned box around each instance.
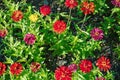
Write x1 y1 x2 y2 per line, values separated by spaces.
81 14 87 30
67 9 72 26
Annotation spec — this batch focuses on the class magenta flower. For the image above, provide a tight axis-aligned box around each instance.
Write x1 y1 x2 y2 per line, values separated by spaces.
111 0 120 7
96 77 106 80
24 33 36 45
90 28 104 40
68 64 77 72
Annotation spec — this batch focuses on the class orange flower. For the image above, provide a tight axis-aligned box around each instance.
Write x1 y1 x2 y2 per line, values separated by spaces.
0 29 7 38
11 10 23 22
80 1 95 15
96 56 111 71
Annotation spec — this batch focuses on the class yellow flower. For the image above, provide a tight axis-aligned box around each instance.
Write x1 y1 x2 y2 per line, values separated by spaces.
29 14 38 22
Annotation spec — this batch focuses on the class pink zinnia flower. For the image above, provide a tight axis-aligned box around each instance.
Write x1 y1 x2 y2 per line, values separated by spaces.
111 0 120 7
30 62 41 73
55 66 72 80
68 64 77 72
96 77 106 80
40 5 51 16
90 28 104 40
24 33 36 45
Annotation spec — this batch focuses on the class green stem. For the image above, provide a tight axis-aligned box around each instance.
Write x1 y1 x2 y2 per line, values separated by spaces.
67 9 72 26
81 14 87 29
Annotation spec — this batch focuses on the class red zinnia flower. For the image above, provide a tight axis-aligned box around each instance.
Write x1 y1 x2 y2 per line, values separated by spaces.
90 27 104 40
111 0 120 7
96 56 111 71
80 1 95 15
10 62 23 75
0 29 7 38
65 0 78 9
11 10 23 22
24 33 36 45
30 62 41 73
55 66 72 80
40 5 51 16
53 20 66 34
79 59 92 73
0 62 6 76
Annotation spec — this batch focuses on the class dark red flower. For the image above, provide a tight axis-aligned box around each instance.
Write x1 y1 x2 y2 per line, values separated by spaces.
0 62 6 76
96 56 111 71
11 10 23 22
79 59 92 73
53 20 66 34
90 27 104 40
24 33 36 45
40 5 51 16
55 66 72 80
30 62 41 73
10 62 23 75
68 64 77 72
80 1 95 15
65 0 78 9
0 29 7 38
111 0 120 7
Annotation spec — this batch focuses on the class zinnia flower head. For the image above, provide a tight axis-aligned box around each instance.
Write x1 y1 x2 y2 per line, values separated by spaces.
0 62 6 76
96 56 111 71
10 62 23 75
111 0 120 7
55 66 72 80
90 27 104 40
0 29 7 38
40 5 51 16
68 63 77 72
80 1 95 15
96 77 106 80
11 10 23 22
65 0 78 9
79 59 92 73
29 14 38 22
30 62 41 73
53 20 67 34
24 33 36 45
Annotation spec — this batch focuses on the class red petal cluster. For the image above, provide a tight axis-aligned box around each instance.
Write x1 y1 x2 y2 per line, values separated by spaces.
65 0 78 9
40 5 51 16
11 10 23 22
0 62 6 76
30 62 41 73
10 62 23 75
53 20 66 34
55 66 72 80
96 56 111 71
81 1 95 15
79 59 93 73
0 29 7 38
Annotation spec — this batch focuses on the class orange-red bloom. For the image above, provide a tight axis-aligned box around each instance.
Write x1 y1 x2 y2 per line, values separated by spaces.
55 66 72 80
10 62 23 75
0 62 6 76
80 1 95 15
0 29 7 38
40 5 51 16
96 56 111 71
30 62 41 73
65 0 78 9
11 10 23 22
79 59 92 73
53 20 66 34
